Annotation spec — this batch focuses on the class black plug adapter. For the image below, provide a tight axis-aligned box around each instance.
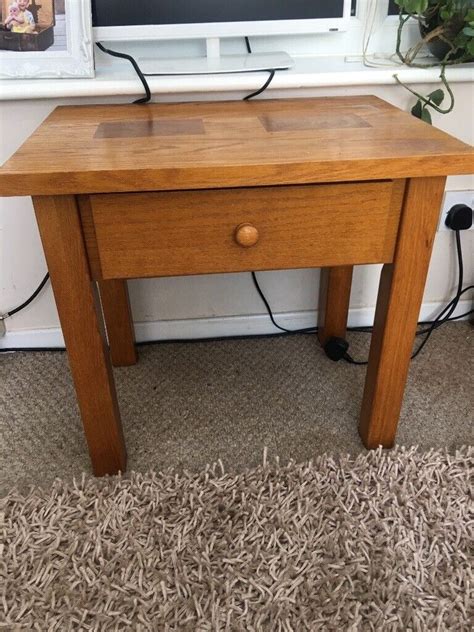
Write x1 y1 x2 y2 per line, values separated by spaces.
445 204 473 231
323 337 350 362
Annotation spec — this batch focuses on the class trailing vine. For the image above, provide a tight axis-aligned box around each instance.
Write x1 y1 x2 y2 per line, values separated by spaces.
393 0 474 122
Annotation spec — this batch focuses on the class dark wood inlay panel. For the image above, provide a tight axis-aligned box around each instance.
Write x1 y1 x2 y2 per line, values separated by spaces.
95 118 205 139
260 112 372 132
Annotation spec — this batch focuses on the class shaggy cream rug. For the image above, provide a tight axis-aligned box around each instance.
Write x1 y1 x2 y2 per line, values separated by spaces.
1 447 472 630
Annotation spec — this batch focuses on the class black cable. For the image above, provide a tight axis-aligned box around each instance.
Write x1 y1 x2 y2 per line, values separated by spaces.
250 226 471 364
442 306 473 321
343 229 470 365
416 286 473 334
0 330 317 354
0 346 65 354
410 230 464 359
2 272 50 319
243 70 276 101
344 293 473 334
418 294 473 328
97 38 276 104
2 288 471 356
249 274 472 345
342 353 368 366
3 299 471 355
96 42 151 104
243 39 296 325
251 272 291 333
250 272 317 334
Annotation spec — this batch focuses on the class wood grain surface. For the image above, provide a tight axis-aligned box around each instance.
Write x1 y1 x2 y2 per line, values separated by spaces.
0 97 472 196
87 181 403 279
359 176 447 448
77 194 103 279
98 280 137 368
318 266 354 345
32 195 127 476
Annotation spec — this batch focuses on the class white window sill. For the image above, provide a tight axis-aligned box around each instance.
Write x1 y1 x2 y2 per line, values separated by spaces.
0 55 473 101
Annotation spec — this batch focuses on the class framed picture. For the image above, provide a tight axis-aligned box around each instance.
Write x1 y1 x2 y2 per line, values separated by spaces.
0 0 94 78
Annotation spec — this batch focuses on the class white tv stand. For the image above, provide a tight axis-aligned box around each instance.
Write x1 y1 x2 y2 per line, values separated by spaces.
139 37 294 75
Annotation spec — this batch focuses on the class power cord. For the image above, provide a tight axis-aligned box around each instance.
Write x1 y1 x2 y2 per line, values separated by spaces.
250 272 317 335
1 272 50 327
250 227 472 365
96 42 151 103
243 70 276 101
243 39 312 335
252 268 472 355
243 36 277 100
406 229 466 360
96 37 278 104
2 280 471 355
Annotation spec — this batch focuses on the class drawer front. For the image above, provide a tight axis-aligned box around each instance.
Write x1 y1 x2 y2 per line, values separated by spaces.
85 181 404 280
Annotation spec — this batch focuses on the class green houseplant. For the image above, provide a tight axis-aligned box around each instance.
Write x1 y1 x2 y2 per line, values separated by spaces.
394 0 474 122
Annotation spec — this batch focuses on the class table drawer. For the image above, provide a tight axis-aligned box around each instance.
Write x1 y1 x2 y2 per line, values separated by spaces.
83 181 405 280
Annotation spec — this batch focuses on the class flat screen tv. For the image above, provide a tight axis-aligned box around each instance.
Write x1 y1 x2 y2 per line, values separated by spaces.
92 1 353 74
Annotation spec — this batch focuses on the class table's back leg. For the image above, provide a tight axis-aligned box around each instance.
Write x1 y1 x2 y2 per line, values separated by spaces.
33 195 127 476
76 195 137 368
359 177 446 448
318 266 353 345
98 280 137 367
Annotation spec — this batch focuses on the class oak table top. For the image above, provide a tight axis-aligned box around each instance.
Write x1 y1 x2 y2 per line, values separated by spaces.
0 96 472 197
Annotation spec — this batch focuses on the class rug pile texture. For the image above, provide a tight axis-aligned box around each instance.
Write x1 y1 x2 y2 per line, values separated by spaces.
1 447 472 630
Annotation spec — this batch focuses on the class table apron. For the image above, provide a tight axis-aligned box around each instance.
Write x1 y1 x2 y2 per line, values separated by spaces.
78 180 406 281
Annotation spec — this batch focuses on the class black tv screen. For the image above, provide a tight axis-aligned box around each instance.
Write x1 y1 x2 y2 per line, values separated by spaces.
92 1 346 27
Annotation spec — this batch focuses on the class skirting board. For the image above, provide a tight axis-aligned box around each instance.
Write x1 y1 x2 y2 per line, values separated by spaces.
0 300 471 350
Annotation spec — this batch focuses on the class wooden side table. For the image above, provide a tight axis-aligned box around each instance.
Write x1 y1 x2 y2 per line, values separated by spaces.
0 96 472 475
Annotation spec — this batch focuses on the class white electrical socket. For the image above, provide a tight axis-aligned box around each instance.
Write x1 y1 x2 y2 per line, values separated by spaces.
438 190 474 232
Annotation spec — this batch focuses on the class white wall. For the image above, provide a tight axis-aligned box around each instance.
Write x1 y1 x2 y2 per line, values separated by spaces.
0 81 473 344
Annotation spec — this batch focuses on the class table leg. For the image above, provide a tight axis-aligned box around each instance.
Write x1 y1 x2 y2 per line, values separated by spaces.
318 266 353 345
359 177 446 448
98 280 137 367
33 195 127 476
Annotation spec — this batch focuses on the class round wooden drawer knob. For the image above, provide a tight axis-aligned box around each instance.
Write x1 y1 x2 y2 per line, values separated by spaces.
234 223 259 248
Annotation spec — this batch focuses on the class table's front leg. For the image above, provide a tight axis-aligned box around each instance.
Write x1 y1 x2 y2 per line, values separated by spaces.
359 177 446 448
33 195 126 476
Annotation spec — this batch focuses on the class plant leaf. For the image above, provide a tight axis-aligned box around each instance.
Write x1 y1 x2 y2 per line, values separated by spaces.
421 107 432 124
426 89 445 106
397 0 429 14
411 100 423 119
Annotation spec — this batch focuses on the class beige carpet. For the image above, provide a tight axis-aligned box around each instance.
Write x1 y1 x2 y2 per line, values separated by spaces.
0 323 473 493
2 447 472 630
